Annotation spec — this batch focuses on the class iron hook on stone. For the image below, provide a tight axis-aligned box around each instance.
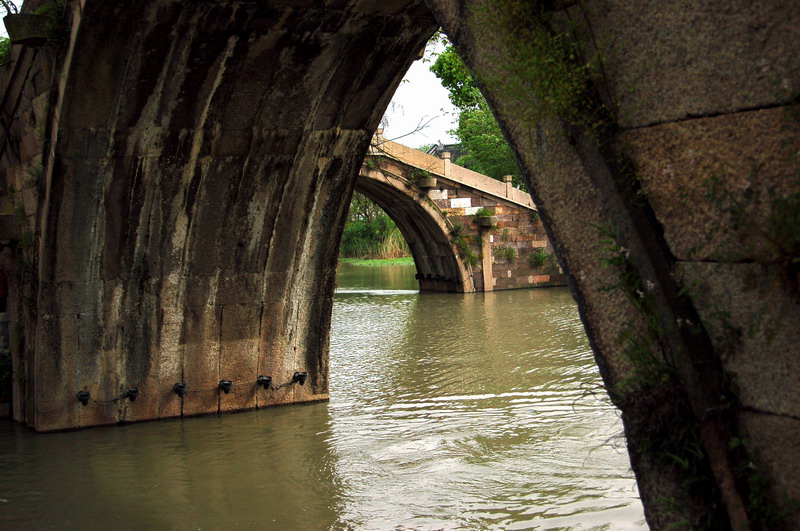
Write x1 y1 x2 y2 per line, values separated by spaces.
122 388 139 402
76 391 91 406
256 375 273 390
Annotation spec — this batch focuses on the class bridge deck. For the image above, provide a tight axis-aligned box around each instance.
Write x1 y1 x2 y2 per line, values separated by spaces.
368 133 535 211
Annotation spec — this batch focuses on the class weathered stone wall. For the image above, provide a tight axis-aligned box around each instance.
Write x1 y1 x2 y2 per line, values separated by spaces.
0 0 59 422
0 0 438 431
426 0 800 528
429 183 565 291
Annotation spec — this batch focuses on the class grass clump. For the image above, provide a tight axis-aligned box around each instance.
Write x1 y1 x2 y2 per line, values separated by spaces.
527 248 549 267
0 37 10 64
493 245 516 263
450 223 479 266
474 207 493 218
341 192 410 260
339 256 414 266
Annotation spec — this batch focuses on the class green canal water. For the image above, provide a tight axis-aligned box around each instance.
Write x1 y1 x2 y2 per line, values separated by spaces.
0 262 646 529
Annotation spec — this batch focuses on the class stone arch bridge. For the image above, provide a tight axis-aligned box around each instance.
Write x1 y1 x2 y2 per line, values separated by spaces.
0 0 797 527
358 133 565 293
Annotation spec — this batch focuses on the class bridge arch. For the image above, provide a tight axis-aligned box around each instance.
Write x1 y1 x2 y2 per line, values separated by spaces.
356 159 475 293
1 0 797 524
1 0 439 431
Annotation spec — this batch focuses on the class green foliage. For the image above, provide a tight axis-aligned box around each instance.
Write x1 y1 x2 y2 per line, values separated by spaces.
595 222 672 394
594 219 728 526
457 103 524 187
429 37 526 190
429 44 484 110
409 168 432 185
450 222 479 266
0 37 10 64
339 256 414 266
0 0 68 46
341 193 409 259
34 0 69 44
527 249 550 268
476 0 609 133
474 207 493 218
493 245 516 263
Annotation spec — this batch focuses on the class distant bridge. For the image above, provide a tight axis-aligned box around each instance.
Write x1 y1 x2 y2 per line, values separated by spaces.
358 132 565 292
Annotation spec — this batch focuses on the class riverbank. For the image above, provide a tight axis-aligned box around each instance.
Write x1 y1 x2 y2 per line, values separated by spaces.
338 256 414 266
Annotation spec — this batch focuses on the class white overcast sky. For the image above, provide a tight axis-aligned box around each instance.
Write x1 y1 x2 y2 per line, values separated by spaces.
382 41 459 148
2 8 455 148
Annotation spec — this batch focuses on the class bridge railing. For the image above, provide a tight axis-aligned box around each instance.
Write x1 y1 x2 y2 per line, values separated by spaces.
369 130 535 211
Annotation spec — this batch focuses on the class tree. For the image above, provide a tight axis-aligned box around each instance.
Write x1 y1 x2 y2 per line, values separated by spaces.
340 192 409 259
429 38 526 191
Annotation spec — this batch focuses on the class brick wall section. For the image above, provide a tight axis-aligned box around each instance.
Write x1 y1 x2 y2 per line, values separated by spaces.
369 133 567 291
431 186 566 291
371 135 566 291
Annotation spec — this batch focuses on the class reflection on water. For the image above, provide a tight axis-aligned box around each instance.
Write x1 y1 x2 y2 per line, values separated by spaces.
0 262 646 529
1 405 344 529
330 263 645 529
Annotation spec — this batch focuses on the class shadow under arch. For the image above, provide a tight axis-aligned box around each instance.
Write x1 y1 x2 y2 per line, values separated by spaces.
356 163 475 293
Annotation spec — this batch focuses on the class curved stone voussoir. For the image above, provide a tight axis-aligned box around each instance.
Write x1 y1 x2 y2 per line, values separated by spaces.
26 0 437 431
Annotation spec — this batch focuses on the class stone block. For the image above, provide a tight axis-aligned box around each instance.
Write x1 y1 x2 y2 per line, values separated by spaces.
739 411 800 522
677 262 800 418
211 128 254 157
184 275 217 309
20 186 37 217
18 131 40 162
215 273 264 306
38 280 102 317
181 306 222 417
619 106 799 261
34 315 80 431
578 0 800 128
157 305 185 419
218 304 261 413
31 92 49 126
50 157 114 283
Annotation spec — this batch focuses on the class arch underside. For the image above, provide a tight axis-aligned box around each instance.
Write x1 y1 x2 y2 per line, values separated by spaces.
29 0 438 430
356 167 474 293
5 0 794 525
